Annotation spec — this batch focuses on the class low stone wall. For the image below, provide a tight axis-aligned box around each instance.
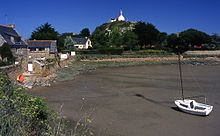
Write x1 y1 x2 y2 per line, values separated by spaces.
39 57 75 77
185 50 220 55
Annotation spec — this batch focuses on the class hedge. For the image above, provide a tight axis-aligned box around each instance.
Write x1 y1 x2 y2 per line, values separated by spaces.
98 47 124 55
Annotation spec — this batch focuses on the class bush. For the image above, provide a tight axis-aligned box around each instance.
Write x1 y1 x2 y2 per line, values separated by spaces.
0 43 14 64
0 61 13 66
0 73 50 135
98 47 124 55
76 50 98 55
46 57 60 63
136 49 170 55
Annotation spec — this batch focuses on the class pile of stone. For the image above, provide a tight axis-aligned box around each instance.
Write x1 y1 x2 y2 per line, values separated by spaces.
34 73 57 87
22 72 57 89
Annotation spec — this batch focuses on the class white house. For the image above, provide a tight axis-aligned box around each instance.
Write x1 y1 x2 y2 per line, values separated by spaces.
72 37 92 49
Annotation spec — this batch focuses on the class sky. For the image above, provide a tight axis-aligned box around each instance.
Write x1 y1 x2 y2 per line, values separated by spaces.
0 0 219 39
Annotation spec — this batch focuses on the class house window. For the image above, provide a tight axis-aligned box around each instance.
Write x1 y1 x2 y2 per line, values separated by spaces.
30 48 36 51
39 47 45 51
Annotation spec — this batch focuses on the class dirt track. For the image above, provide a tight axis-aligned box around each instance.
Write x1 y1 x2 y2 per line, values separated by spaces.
31 64 220 136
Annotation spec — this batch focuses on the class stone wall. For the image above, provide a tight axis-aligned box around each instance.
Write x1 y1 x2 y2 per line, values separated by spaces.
185 50 220 55
0 63 23 82
36 57 74 77
28 48 55 59
11 48 28 59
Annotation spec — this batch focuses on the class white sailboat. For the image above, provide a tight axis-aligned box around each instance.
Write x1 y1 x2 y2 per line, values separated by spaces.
174 53 213 116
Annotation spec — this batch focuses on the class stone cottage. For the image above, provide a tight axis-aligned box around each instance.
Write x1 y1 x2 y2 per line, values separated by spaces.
72 37 92 49
27 40 57 60
0 24 28 59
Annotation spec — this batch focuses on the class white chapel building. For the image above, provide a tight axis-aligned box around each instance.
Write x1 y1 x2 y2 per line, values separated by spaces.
109 10 125 22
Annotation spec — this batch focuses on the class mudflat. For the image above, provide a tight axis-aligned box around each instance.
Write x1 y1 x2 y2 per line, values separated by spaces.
31 64 220 136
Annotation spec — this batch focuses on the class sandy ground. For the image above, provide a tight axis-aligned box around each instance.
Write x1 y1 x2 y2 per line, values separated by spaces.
31 64 220 136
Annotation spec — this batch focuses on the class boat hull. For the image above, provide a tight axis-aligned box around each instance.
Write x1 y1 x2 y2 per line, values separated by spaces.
175 99 213 116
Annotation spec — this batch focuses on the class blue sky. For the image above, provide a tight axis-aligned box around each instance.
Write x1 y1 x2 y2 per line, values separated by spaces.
0 0 219 39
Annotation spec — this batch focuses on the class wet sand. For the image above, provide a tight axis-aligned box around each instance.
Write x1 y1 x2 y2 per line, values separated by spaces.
31 64 220 136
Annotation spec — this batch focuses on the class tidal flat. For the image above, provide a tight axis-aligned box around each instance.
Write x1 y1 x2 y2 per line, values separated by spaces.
31 64 220 136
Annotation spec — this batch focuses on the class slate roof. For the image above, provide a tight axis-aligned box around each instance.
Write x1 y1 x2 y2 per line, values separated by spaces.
72 37 88 44
0 25 27 48
27 40 57 54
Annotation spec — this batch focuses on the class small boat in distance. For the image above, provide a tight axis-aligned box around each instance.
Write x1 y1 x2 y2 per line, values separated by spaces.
174 51 213 116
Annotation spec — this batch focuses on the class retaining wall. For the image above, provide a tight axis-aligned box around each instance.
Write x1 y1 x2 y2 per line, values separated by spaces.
0 64 23 82
39 57 75 77
185 50 220 55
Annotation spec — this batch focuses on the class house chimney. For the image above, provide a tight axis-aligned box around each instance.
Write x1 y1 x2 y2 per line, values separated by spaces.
8 24 15 28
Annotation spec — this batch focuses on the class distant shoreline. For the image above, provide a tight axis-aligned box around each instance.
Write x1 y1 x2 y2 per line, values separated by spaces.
54 55 220 83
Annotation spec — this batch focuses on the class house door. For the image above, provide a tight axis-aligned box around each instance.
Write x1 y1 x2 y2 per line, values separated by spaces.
28 62 33 72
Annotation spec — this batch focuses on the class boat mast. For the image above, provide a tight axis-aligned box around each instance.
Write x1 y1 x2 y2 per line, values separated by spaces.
178 52 184 100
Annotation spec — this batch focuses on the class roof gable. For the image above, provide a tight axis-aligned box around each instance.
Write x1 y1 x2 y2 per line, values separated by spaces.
0 25 27 48
72 37 88 44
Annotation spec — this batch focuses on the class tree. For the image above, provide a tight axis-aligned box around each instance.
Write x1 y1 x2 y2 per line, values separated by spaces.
155 32 168 49
123 31 138 50
180 29 211 47
90 26 109 48
30 22 66 51
167 33 188 54
133 22 160 49
80 28 90 37
0 43 14 62
0 43 13 61
30 22 59 40
108 29 123 47
64 36 76 50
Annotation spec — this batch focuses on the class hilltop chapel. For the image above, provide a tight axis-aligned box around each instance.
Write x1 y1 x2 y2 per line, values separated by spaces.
109 10 125 22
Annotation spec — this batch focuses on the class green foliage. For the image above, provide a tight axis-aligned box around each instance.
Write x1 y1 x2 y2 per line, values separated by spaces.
135 49 170 55
108 29 123 47
166 29 212 53
123 31 138 51
64 36 77 50
133 22 160 49
0 43 14 62
180 28 212 47
80 28 90 37
58 33 74 51
0 73 50 135
30 22 65 52
90 22 136 49
90 25 109 48
46 57 60 64
0 61 13 66
167 33 188 54
98 47 124 55
155 32 168 50
30 22 59 40
108 21 132 30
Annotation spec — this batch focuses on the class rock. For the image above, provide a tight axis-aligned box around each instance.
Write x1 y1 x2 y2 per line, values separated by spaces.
35 73 57 87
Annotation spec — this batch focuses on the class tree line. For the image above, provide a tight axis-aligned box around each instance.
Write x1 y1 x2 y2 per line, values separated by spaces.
91 21 216 53
30 22 90 51
30 22 219 53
